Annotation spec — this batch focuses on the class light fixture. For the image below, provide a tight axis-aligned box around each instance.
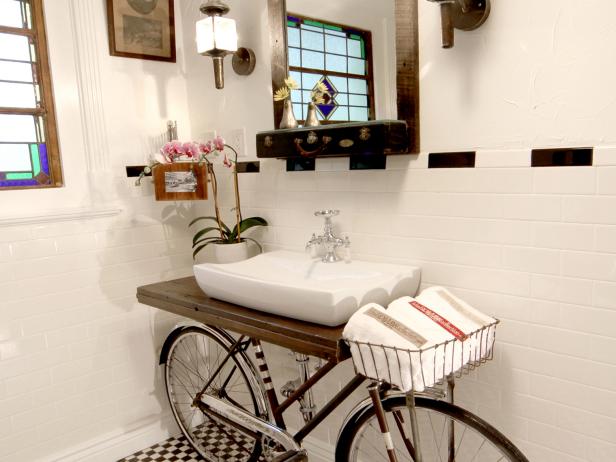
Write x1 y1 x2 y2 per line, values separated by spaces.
196 0 256 89
427 0 491 48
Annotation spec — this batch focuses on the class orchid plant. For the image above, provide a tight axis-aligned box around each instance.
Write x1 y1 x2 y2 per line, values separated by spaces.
136 136 267 259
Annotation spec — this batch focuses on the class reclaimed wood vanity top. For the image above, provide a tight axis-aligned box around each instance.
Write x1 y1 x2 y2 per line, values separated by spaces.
137 277 350 362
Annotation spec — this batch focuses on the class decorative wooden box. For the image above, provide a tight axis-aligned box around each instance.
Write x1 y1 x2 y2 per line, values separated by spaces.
153 162 208 201
256 120 409 159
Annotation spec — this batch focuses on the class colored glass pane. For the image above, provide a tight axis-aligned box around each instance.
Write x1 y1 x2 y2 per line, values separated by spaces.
348 78 367 94
347 38 362 58
38 142 48 174
325 35 346 55
323 24 343 32
0 60 34 82
348 58 365 76
0 114 37 142
6 172 32 179
29 143 40 174
288 47 301 67
0 33 32 62
301 30 324 52
0 81 37 108
288 27 300 47
349 106 369 121
0 143 30 171
300 24 322 33
304 19 325 28
301 50 324 70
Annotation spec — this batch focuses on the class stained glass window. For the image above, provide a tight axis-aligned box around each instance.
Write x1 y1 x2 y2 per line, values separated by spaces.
287 14 375 123
0 0 62 190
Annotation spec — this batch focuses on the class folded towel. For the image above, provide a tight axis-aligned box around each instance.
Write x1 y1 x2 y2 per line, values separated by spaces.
343 303 449 391
343 287 498 392
414 286 497 363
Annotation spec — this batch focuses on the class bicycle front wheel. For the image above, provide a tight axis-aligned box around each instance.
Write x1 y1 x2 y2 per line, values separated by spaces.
164 325 267 462
336 395 529 462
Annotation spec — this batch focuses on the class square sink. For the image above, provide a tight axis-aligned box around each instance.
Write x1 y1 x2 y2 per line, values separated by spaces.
193 250 421 326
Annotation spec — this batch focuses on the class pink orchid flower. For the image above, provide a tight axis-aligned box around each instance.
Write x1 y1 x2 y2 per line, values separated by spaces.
182 142 199 159
213 135 226 152
223 153 233 168
199 141 213 155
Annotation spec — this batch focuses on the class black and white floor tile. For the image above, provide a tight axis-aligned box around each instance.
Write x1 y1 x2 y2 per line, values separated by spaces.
118 420 268 462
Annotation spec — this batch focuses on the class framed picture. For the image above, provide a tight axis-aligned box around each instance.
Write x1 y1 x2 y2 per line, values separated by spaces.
106 0 176 62
153 163 208 201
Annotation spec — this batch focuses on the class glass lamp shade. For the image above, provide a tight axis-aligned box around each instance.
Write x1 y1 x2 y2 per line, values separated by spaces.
196 16 238 55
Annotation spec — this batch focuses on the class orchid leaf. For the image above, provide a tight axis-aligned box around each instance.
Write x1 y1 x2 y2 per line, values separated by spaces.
188 216 231 234
192 239 220 259
193 237 221 248
229 217 268 242
192 227 219 245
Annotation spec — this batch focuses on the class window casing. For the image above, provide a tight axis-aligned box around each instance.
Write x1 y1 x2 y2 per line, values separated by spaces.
0 0 62 190
287 13 375 124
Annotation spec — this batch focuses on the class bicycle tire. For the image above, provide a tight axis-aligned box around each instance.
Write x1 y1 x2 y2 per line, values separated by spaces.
163 325 268 462
336 395 529 462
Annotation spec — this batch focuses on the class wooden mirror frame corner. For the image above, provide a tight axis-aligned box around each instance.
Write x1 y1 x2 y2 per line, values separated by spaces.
267 0 419 153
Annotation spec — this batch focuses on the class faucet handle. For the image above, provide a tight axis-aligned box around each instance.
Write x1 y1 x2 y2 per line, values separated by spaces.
314 209 340 218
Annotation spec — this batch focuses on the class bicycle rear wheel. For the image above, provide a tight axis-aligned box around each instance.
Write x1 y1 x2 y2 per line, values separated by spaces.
164 325 268 462
336 395 528 462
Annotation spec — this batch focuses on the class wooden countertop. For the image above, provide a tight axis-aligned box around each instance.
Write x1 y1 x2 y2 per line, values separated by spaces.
137 277 350 362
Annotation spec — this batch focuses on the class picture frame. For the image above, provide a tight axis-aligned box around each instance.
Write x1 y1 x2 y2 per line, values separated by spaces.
153 163 208 201
106 0 176 62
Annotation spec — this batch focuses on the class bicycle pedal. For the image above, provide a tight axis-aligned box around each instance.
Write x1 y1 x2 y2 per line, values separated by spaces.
271 449 308 462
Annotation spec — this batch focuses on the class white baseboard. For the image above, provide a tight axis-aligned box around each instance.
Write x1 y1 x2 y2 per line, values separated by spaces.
45 416 177 462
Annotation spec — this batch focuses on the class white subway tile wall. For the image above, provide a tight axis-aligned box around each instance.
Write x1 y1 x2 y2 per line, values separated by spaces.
1 155 616 462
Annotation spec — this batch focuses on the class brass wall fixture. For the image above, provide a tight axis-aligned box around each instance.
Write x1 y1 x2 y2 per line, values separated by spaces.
196 0 256 89
427 0 491 48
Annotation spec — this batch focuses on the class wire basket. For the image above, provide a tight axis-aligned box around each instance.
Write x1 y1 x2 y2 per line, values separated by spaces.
345 320 499 393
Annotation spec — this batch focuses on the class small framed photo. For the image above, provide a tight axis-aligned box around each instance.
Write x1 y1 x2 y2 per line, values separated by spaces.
153 163 208 201
106 0 176 62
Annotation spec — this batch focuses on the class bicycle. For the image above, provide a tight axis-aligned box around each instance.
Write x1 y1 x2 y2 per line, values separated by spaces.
158 320 529 462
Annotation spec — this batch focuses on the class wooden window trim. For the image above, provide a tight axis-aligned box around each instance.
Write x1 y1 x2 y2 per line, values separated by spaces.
287 12 376 124
1 0 63 190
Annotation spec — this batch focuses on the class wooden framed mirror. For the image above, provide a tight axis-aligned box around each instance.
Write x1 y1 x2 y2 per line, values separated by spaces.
267 0 419 153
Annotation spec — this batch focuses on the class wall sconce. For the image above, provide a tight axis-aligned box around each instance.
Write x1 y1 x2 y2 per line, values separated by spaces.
196 0 256 89
427 0 491 48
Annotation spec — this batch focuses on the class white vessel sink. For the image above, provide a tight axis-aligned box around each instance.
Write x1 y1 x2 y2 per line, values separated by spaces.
193 250 421 326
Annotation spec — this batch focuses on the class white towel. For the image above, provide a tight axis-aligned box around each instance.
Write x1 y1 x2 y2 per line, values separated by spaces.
414 286 497 363
343 287 498 392
343 303 447 392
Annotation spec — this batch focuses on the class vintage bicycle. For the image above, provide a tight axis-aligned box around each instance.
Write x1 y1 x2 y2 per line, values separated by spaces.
157 316 529 462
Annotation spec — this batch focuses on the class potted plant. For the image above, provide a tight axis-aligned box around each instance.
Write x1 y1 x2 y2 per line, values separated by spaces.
137 136 268 263
188 136 267 263
273 76 330 128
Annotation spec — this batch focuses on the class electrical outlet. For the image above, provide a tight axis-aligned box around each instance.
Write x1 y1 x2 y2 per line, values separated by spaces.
223 128 247 157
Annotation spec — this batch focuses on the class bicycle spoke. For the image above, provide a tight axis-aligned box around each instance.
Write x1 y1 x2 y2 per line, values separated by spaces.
427 411 445 462
470 438 487 462
454 423 468 459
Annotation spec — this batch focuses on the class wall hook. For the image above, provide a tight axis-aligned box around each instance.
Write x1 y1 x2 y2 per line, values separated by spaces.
428 0 491 48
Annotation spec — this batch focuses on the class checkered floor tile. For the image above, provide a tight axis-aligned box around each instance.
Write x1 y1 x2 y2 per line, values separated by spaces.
118 419 268 462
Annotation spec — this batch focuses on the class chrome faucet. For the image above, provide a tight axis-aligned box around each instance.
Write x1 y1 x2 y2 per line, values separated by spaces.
305 210 351 263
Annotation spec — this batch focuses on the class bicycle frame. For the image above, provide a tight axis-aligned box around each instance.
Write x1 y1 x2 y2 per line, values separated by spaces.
191 333 366 453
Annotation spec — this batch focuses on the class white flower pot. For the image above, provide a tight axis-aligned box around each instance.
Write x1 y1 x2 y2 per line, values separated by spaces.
212 241 250 264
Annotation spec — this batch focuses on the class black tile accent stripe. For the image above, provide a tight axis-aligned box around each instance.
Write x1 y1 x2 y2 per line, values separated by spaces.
532 148 593 167
286 158 316 171
127 162 260 177
236 161 260 173
350 154 387 170
429 152 476 168
126 165 149 178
